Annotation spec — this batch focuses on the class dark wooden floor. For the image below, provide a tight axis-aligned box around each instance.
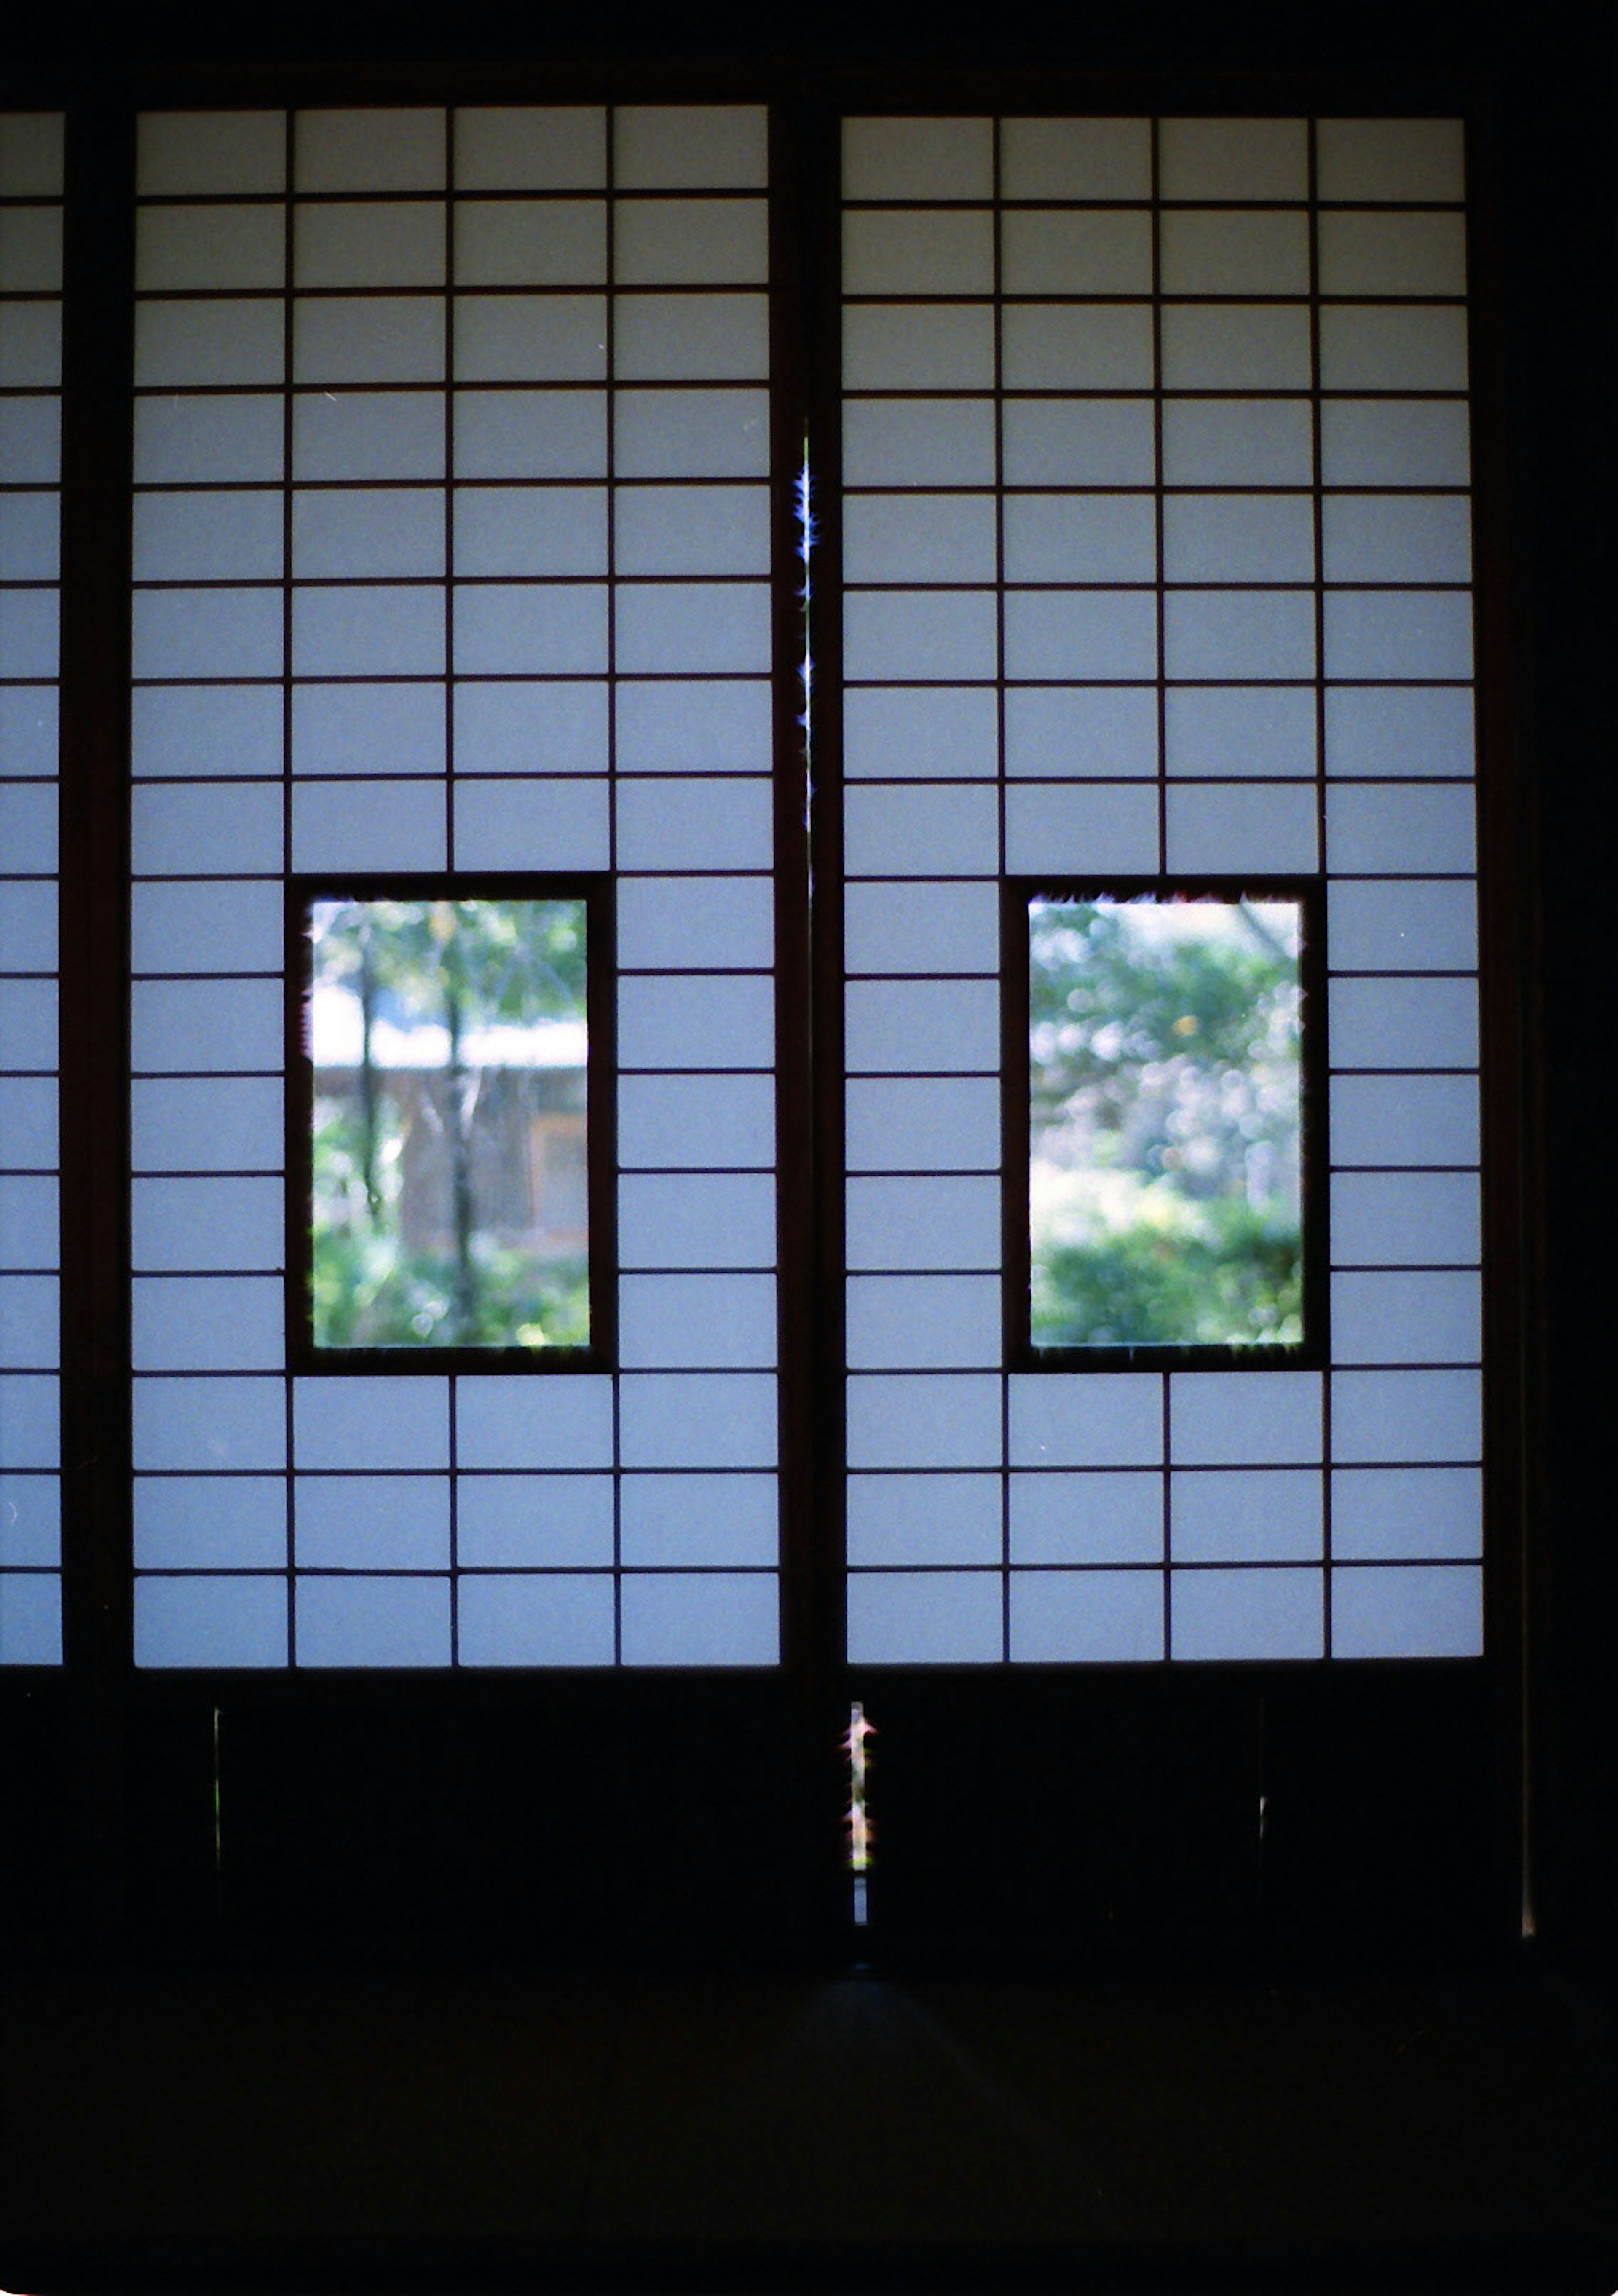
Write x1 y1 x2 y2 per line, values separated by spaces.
3 1959 1613 2292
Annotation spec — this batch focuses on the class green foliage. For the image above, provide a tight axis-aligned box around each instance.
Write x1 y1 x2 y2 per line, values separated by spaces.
1029 898 1303 1349
1034 1200 1303 1349
312 1227 590 1349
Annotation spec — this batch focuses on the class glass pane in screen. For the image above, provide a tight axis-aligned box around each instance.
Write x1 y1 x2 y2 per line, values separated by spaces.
1028 895 1304 1350
306 895 589 1350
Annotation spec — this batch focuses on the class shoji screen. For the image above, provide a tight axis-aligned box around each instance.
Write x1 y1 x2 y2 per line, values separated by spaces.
0 113 64 1668
840 115 1482 1664
129 104 782 1669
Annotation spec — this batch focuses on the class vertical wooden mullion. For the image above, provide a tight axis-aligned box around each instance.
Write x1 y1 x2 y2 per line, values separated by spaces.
57 89 137 1944
793 91 854 1938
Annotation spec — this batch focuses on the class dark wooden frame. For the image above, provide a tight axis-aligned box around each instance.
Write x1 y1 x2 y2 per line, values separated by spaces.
283 870 616 1376
0 58 1553 1996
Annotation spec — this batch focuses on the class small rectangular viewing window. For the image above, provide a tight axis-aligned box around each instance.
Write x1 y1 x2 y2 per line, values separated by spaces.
290 878 611 1367
1006 880 1324 1369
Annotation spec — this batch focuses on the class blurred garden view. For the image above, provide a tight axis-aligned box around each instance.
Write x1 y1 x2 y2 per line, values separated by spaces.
308 896 591 1350
1028 895 1305 1350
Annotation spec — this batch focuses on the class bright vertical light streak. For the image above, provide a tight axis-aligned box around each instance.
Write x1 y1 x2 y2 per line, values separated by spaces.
846 1700 873 1925
796 440 813 835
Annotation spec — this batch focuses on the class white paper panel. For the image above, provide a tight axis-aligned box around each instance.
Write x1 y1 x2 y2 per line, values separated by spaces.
845 980 999 1076
132 685 282 777
614 201 768 285
1159 209 1310 296
843 397 996 488
1161 399 1313 486
844 785 998 878
453 294 606 384
846 1373 1001 1470
1009 1570 1163 1663
0 1176 56 1267
1324 687 1475 777
1331 1173 1480 1267
844 879 999 975
292 485 444 579
844 492 998 585
296 1575 452 1666
135 300 284 388
999 117 1150 200
455 681 605 775
847 1568 1002 1664
1328 880 1477 971
1317 305 1468 393
137 111 284 196
1328 977 1479 1070
130 1079 283 1173
1168 1373 1323 1465
619 1074 775 1170
1002 398 1156 486
846 1275 1002 1369
844 1077 1000 1173
619 1274 777 1368
294 1476 450 1568
296 108 445 192
294 1377 449 1471
1172 1567 1323 1659
616 875 774 970
1004 687 1159 780
1008 1375 1163 1468
1331 1466 1482 1561
844 115 995 201
614 678 771 773
615 780 771 868
847 1472 1001 1567
1164 781 1318 873
1164 687 1317 778
290 779 447 871
615 106 767 191
1316 212 1466 299
1003 781 1161 875
845 1177 1000 1272
843 208 993 296
1330 1563 1482 1659
454 108 606 191
617 1372 777 1468
1331 1271 1482 1364
133 1477 288 1570
1170 1469 1322 1562
1009 1472 1162 1565
615 977 774 1073
617 1173 776 1269
293 201 446 288
132 1375 285 1472
1160 304 1312 390
1329 1074 1479 1169
843 305 996 394
458 1573 616 1667
455 201 606 286
134 1575 287 1668
1001 209 1152 295
455 1375 611 1471
844 686 999 779
455 1476 615 1569
620 1473 776 1567
1330 1369 1482 1463
1000 303 1154 391
619 1572 777 1666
